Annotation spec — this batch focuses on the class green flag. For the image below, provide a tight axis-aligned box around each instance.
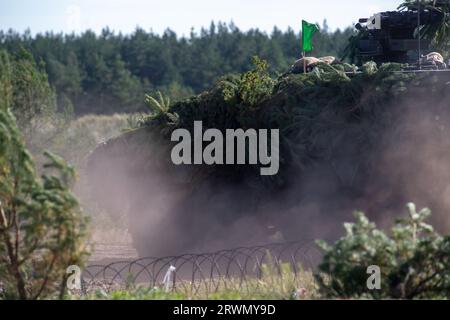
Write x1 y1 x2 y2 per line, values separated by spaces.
302 20 319 52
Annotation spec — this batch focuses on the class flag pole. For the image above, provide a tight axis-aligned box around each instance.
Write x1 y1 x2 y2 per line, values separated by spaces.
301 29 306 73
303 51 307 74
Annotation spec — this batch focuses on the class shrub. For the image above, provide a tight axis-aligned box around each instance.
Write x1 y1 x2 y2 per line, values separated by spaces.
222 56 275 106
316 203 450 299
0 108 88 299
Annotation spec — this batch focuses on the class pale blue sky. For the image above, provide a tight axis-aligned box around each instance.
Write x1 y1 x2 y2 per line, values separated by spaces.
0 0 398 36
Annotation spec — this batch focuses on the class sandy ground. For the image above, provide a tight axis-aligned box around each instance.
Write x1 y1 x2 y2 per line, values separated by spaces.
88 229 138 263
88 242 138 263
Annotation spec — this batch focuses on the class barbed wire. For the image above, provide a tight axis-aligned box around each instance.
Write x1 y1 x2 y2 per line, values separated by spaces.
81 240 322 295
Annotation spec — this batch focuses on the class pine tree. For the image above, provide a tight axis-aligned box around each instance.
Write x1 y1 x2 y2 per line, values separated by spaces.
0 106 88 299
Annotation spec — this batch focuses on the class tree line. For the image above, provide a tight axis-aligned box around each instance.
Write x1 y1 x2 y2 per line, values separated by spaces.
0 21 354 115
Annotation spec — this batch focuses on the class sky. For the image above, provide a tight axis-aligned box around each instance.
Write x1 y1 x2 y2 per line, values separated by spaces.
0 0 398 36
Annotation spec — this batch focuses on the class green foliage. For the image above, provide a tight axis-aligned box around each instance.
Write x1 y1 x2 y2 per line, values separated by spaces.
9 47 57 133
0 23 354 114
399 1 450 50
143 91 179 130
316 203 450 299
342 29 370 64
0 50 13 110
145 91 171 117
0 48 73 160
343 1 450 63
98 58 450 200
362 61 378 75
1 47 129 169
0 108 88 299
223 56 275 106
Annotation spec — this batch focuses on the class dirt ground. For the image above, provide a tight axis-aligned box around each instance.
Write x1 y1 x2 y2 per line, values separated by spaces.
88 229 138 264
89 243 138 263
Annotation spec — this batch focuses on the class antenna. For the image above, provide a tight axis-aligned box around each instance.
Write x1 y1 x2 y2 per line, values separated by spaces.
418 0 422 69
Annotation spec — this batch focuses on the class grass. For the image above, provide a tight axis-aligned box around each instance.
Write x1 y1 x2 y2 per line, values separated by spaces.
70 263 320 300
47 113 132 168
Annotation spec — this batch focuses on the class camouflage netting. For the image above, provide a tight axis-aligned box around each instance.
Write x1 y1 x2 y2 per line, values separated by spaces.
88 62 450 256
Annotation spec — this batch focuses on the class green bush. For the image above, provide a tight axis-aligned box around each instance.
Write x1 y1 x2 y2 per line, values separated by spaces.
0 108 88 299
316 203 450 299
222 56 275 107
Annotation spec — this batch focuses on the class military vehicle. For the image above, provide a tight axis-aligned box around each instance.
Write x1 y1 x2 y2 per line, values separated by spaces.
352 1 450 68
87 2 450 257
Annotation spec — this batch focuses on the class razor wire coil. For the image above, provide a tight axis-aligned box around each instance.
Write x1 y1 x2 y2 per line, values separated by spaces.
81 240 321 295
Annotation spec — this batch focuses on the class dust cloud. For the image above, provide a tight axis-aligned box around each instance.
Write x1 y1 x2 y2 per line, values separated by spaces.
85 87 450 258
